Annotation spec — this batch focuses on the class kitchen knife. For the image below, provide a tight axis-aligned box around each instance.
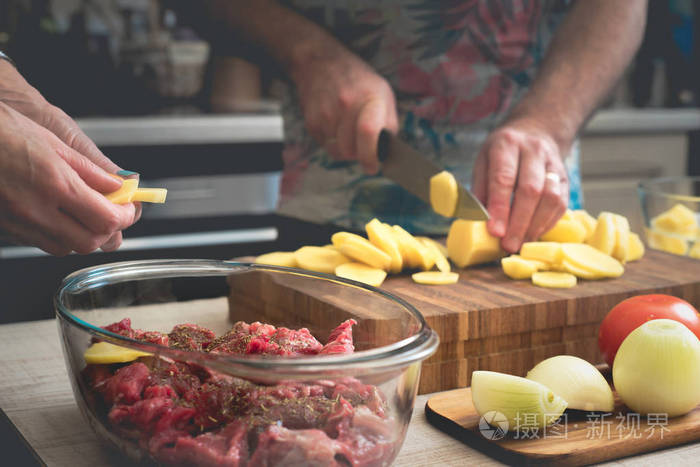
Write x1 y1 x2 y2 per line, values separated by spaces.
377 130 489 221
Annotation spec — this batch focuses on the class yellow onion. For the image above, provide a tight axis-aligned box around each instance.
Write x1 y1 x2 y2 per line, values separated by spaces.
613 319 700 417
526 355 614 412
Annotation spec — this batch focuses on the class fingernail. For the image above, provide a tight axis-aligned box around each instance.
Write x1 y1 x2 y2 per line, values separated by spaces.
117 170 139 177
489 220 506 237
504 236 521 253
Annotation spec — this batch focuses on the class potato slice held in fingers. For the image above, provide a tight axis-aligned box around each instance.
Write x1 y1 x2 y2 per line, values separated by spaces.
335 262 387 287
105 178 138 204
366 218 403 273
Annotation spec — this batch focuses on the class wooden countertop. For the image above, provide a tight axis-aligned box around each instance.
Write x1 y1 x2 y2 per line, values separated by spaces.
1 318 698 466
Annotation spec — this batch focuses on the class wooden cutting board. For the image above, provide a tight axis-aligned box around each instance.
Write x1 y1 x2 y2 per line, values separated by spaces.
425 387 700 466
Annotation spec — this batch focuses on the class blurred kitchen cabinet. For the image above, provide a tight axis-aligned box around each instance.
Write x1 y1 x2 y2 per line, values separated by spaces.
580 109 699 234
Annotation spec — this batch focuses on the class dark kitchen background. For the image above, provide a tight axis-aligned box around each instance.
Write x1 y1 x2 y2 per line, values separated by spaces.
1 0 700 322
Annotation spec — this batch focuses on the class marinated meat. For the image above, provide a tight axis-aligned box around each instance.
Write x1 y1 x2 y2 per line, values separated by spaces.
84 318 397 466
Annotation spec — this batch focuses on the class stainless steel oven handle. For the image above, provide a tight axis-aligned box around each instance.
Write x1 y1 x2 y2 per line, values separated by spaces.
0 228 278 259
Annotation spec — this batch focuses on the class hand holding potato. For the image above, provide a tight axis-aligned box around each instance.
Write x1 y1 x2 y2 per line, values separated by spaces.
472 118 570 253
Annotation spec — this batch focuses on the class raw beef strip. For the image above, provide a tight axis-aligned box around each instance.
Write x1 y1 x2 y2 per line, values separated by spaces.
209 321 323 356
100 362 151 405
157 420 249 467
168 324 216 351
335 407 398 467
102 318 169 346
248 425 342 467
320 319 357 354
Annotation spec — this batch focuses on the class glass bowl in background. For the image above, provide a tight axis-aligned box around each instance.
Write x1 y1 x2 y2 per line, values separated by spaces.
55 260 439 466
638 176 700 258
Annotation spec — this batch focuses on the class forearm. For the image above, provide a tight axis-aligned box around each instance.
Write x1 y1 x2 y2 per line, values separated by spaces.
507 0 647 151
202 0 353 80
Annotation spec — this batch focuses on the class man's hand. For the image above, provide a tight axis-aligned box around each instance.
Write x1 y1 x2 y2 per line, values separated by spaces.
292 51 399 174
0 103 138 255
0 60 141 251
472 119 569 253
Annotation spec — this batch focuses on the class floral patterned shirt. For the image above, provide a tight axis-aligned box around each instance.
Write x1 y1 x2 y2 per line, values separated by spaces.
276 0 580 234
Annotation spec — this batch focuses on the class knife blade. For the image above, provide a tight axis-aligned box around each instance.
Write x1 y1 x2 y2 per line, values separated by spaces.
377 130 489 221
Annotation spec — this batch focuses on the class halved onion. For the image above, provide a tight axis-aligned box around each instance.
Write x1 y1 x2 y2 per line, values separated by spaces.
613 319 700 417
526 355 614 412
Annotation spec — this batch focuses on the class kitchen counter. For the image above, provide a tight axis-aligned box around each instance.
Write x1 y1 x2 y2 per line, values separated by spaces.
1 318 698 466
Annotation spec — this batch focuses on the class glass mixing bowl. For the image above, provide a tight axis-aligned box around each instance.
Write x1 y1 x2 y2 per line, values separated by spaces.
638 176 700 258
55 259 439 466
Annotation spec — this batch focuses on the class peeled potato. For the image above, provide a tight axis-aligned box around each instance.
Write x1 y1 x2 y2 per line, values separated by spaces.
430 170 459 217
105 178 139 204
572 210 597 241
561 259 602 280
392 225 435 270
651 203 698 237
561 243 624 278
255 251 297 268
366 218 403 273
690 241 700 259
520 242 563 264
501 255 538 280
587 212 616 255
412 271 459 285
532 271 577 288
627 232 645 261
331 232 392 270
447 220 503 268
131 188 167 203
84 341 151 365
611 214 630 263
419 237 451 273
335 262 387 287
540 219 587 243
646 228 689 256
417 236 449 258
510 255 549 271
295 246 351 274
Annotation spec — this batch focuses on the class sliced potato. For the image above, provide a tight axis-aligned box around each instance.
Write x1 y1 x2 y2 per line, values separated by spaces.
417 236 449 258
501 255 538 280
561 243 624 278
131 188 167 203
331 232 392 270
508 255 549 271
412 271 459 285
646 228 689 256
447 220 503 268
84 341 151 365
430 170 459 217
520 242 563 264
419 237 451 273
105 178 139 204
540 219 587 243
561 259 602 280
611 214 630 263
255 251 297 268
572 210 597 241
627 232 645 262
587 212 616 255
295 246 351 274
335 262 387 287
366 218 403 273
392 225 435 270
690 241 700 259
651 203 698 237
532 271 577 288
560 210 576 221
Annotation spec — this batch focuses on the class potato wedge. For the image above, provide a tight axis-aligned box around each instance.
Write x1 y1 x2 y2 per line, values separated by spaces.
430 170 458 217
532 272 577 288
392 225 435 270
501 255 538 280
419 237 451 273
366 218 403 273
331 232 392 270
412 271 459 285
295 246 351 274
447 220 504 268
335 263 387 287
646 228 689 256
611 214 630 263
520 242 563 264
587 212 616 255
627 232 645 262
651 203 698 237
255 251 297 268
561 243 624 278
540 219 587 243
105 178 139 204
572 210 597 241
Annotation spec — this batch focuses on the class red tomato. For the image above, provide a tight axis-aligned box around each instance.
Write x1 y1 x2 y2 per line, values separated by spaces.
598 294 700 367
